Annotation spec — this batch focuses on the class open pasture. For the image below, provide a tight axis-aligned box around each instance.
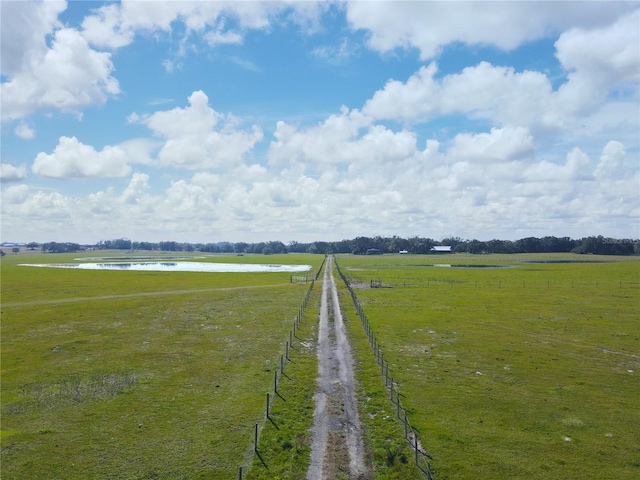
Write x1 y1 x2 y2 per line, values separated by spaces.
1 252 323 479
336 253 640 479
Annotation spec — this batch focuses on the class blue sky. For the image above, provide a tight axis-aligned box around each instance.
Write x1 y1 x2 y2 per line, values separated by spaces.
1 1 639 244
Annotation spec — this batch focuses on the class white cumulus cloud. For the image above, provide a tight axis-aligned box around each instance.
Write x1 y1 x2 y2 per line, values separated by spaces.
1 4 120 121
1 164 27 183
448 127 535 164
555 9 640 113
32 136 132 178
131 91 263 170
14 123 36 140
268 106 416 166
346 1 636 59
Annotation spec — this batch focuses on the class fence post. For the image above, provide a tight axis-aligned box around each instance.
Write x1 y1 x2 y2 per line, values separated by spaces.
239 466 242 479
414 433 419 465
254 424 258 453
404 409 408 438
385 362 389 386
274 370 278 394
266 392 270 419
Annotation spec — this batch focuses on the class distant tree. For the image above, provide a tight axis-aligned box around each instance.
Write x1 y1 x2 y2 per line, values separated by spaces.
572 236 637 255
41 242 81 253
218 242 234 253
11 247 20 254
0 249 5 256
309 241 331 254
199 243 219 253
233 242 249 254
408 237 436 254
466 240 487 254
27 242 39 250
486 239 518 254
267 241 287 254
441 236 463 249
389 235 410 253
332 239 353 254
159 241 178 251
133 241 155 250
288 241 310 253
351 236 374 255
262 247 274 255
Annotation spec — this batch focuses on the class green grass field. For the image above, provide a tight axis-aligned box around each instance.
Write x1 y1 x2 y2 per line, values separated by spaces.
3 251 639 479
334 253 640 479
1 252 323 479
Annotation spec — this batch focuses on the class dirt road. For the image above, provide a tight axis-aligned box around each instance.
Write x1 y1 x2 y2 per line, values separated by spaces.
307 256 370 480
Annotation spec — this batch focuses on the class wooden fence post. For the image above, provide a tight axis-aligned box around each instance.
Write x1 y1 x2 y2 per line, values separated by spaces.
385 362 389 386
254 424 258 453
266 392 270 419
404 410 408 438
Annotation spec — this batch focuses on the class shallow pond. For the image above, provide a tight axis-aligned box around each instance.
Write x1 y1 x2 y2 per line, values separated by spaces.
20 262 312 273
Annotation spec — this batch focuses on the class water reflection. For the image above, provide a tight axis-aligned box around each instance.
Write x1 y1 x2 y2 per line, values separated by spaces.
21 262 312 273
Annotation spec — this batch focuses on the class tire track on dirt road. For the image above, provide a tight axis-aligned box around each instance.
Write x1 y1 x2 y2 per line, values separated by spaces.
308 256 370 480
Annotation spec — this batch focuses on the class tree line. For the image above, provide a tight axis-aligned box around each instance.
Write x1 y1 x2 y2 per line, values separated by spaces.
24 235 638 256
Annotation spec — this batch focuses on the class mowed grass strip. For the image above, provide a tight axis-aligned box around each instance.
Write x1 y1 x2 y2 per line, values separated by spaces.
1 253 323 479
336 253 640 480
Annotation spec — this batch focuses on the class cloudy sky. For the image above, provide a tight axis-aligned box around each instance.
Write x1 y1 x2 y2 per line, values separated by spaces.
1 1 638 244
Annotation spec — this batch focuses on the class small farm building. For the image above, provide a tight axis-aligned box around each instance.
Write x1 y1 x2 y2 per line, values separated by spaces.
430 245 453 253
366 248 382 255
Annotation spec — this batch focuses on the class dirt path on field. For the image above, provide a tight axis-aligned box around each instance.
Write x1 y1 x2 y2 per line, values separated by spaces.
0 284 291 309
307 256 370 480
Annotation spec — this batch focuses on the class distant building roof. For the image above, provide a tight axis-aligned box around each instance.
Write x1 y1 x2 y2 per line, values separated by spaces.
430 245 452 252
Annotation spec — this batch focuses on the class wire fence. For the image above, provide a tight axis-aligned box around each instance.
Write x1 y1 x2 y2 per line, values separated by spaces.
238 257 325 479
334 257 434 479
348 276 640 290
